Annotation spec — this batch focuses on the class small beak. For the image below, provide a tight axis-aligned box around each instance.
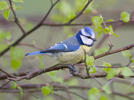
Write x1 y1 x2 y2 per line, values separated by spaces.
92 38 96 41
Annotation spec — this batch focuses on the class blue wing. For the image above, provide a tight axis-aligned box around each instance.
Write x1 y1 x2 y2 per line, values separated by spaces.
42 42 80 53
25 36 80 56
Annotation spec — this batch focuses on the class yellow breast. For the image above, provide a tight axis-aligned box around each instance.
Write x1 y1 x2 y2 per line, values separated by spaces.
55 45 91 64
81 45 91 53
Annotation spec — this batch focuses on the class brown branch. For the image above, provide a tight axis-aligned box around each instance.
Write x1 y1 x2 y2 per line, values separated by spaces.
0 68 15 78
43 23 92 26
112 91 134 100
54 93 70 100
0 1 134 82
0 64 68 81
62 90 88 100
0 82 133 100
42 18 134 27
0 44 133 81
67 0 93 24
8 0 26 34
0 43 133 81
94 43 134 59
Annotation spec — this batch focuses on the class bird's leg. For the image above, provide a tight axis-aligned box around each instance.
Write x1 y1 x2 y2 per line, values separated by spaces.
67 64 77 75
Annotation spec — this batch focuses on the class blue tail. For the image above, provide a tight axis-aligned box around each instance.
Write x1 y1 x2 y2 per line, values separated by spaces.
25 51 46 56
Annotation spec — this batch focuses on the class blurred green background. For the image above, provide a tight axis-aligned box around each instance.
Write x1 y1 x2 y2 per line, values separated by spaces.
0 0 134 100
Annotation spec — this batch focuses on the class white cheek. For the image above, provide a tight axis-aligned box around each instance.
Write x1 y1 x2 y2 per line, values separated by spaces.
81 29 96 39
81 29 88 36
91 32 95 39
80 35 93 45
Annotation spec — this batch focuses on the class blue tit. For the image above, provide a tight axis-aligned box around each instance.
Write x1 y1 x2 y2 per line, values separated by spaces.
25 26 96 65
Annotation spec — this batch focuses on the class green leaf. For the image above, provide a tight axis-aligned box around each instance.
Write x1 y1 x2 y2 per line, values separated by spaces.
86 55 94 66
91 16 103 25
130 59 134 63
10 82 23 95
103 62 111 67
41 86 52 96
0 31 5 41
74 0 86 12
38 56 44 69
57 1 75 20
84 1 94 13
3 9 10 20
88 95 98 100
0 1 8 10
89 66 96 73
48 71 63 83
0 43 7 52
88 87 100 100
10 47 24 71
0 31 11 41
51 14 65 22
120 11 130 23
13 0 23 2
102 85 111 94
104 25 118 37
1 57 8 67
17 86 23 96
94 25 103 36
10 59 21 71
25 22 33 30
104 27 111 34
10 81 17 89
121 50 131 58
99 94 108 100
74 0 94 13
121 67 133 77
103 62 112 73
94 47 109 56
66 79 78 86
10 47 24 60
4 32 11 40
106 69 117 80
88 87 100 95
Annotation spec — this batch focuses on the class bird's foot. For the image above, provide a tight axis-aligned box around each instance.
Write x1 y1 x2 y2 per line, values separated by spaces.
68 64 77 75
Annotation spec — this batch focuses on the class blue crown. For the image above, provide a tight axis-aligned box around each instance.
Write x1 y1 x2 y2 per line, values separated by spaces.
84 26 94 36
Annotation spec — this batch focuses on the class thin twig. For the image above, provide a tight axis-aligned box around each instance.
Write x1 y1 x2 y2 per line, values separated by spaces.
43 18 134 27
8 0 26 34
0 68 15 78
0 0 60 57
0 44 134 80
94 44 134 59
0 80 10 88
112 91 134 100
67 0 93 24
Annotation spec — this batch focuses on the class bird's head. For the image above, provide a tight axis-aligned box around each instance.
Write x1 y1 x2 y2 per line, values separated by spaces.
76 26 96 46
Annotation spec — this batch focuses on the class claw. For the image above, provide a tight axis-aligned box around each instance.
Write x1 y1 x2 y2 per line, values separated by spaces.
68 64 77 75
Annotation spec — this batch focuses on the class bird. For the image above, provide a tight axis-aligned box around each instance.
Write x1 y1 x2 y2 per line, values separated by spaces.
25 26 96 74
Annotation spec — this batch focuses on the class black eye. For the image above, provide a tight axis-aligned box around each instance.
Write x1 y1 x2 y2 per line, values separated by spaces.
81 34 92 39
86 36 96 41
87 36 92 39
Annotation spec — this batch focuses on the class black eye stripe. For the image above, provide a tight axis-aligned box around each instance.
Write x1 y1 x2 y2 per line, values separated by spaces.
87 36 92 39
81 34 92 39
